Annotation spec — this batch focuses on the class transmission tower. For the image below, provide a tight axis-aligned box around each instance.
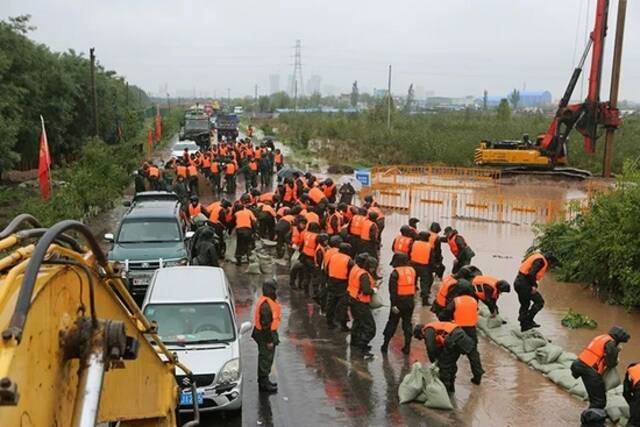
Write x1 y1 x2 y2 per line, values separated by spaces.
292 39 304 98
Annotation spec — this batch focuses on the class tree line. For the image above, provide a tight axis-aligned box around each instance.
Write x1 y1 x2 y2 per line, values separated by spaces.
0 15 150 174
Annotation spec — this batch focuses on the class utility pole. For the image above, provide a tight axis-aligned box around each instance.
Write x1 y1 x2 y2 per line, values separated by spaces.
294 80 298 112
387 65 392 129
90 47 99 137
602 0 627 178
166 93 170 112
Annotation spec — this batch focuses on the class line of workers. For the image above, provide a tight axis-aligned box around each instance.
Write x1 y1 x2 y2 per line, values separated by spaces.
150 142 639 423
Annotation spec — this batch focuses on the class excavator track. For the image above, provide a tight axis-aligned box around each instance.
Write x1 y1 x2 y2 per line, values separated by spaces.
500 166 592 180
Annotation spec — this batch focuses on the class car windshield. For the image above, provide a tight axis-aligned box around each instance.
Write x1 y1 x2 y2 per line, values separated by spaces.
144 302 235 344
118 219 181 243
185 119 209 131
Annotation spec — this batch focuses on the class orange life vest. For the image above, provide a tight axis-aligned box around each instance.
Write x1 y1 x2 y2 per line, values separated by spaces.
578 334 614 375
519 253 549 281
207 202 223 224
360 219 376 241
225 162 236 175
302 231 318 257
176 165 187 178
423 321 459 347
253 296 281 331
304 211 320 226
201 157 211 169
255 148 263 159
314 245 326 268
394 266 416 296
447 233 465 257
258 203 276 218
409 240 432 265
472 276 499 302
453 295 478 327
188 204 202 218
276 206 288 218
368 205 384 220
627 363 640 387
349 215 366 237
323 247 339 270
249 161 258 172
392 235 413 254
283 185 295 202
327 212 343 235
235 209 255 229
259 192 275 203
187 164 198 177
328 252 351 280
347 266 374 303
275 152 283 165
323 183 336 199
210 162 220 174
435 275 458 307
308 187 326 204
148 166 160 178
290 227 304 246
280 214 295 225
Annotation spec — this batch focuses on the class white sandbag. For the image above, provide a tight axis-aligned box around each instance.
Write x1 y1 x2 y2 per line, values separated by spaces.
516 352 537 364
535 344 563 364
569 381 588 400
477 317 489 334
486 315 506 329
557 352 577 364
529 360 565 375
523 337 548 353
603 368 621 391
546 368 579 390
478 304 491 317
225 234 237 261
608 384 624 396
422 365 453 410
399 362 424 404
605 394 630 422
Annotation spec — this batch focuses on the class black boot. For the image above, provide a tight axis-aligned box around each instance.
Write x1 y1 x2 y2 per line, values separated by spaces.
259 379 277 393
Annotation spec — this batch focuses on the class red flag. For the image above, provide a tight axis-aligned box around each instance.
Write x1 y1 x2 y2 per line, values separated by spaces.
155 107 162 141
147 128 153 155
38 116 52 201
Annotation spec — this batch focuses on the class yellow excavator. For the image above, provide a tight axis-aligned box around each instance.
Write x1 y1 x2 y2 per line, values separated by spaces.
0 215 200 427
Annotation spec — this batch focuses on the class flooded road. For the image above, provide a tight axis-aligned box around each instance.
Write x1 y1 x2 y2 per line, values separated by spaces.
88 149 639 426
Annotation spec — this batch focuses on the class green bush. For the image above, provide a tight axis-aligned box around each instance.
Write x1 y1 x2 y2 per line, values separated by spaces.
533 162 640 307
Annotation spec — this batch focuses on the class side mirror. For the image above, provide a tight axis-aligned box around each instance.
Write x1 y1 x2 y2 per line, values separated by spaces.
104 233 114 243
122 200 131 207
185 231 195 240
239 321 252 336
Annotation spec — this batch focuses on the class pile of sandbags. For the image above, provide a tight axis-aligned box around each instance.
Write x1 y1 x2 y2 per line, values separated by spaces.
398 362 453 410
477 303 630 424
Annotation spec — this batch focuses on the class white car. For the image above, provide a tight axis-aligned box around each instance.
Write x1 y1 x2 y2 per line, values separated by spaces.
171 140 199 159
142 266 251 413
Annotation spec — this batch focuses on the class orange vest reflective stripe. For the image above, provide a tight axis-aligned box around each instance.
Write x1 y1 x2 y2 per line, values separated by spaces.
324 247 339 269
314 245 326 268
395 266 417 296
176 165 187 177
578 335 614 375
188 204 202 218
258 203 276 217
305 211 320 225
360 219 375 241
627 364 640 387
225 163 236 175
253 296 281 331
283 185 295 202
347 266 373 303
423 321 458 347
435 275 458 307
210 162 220 173
187 165 198 177
453 295 478 327
410 240 432 265
349 215 365 236
392 236 413 254
235 209 254 229
308 187 325 204
472 276 499 302
275 153 283 164
328 253 351 280
148 166 159 177
302 232 318 257
322 184 335 199
447 234 464 257
249 161 258 171
519 253 549 281
327 212 343 235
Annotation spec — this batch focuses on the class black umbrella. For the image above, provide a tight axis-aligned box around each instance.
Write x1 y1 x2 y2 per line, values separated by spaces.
277 165 303 181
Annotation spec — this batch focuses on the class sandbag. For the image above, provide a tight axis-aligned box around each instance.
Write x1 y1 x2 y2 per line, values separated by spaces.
535 344 563 364
557 352 577 364
422 364 453 410
516 351 536 364
478 304 491 317
603 368 621 391
370 292 384 309
486 315 506 329
523 337 548 353
477 317 489 333
529 360 565 375
399 362 424 404
246 261 262 274
605 394 630 422
546 368 579 390
289 251 300 266
569 381 588 400
224 234 237 261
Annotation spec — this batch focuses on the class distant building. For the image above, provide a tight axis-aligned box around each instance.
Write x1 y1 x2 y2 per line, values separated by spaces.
269 74 280 94
307 75 322 95
373 88 387 98
484 90 552 108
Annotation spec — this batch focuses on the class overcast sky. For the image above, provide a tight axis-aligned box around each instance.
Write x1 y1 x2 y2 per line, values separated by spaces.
3 0 639 101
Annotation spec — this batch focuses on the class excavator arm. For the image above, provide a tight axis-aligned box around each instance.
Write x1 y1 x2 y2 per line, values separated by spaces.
0 215 199 427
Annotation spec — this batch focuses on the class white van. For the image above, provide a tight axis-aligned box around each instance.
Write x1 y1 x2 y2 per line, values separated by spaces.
142 266 251 413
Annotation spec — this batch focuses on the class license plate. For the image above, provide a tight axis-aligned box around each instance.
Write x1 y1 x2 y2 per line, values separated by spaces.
180 391 204 406
132 278 149 286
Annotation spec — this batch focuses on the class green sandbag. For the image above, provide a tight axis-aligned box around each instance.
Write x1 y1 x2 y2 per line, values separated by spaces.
399 362 424 404
605 394 630 422
422 365 453 410
546 368 579 390
569 381 588 400
603 368 621 391
523 337 548 352
535 344 563 364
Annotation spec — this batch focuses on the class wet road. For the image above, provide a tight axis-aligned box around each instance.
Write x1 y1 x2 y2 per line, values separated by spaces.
92 146 640 427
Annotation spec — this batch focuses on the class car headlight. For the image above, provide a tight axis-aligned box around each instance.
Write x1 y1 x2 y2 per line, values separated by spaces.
164 258 188 267
214 358 240 386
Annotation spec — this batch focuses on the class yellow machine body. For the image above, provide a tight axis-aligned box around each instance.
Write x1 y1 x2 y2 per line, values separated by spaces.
474 142 567 167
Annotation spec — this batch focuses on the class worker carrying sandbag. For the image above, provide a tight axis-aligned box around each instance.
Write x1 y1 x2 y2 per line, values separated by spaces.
413 321 474 394
570 326 631 409
443 227 475 274
514 251 550 332
472 275 511 316
624 362 640 427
